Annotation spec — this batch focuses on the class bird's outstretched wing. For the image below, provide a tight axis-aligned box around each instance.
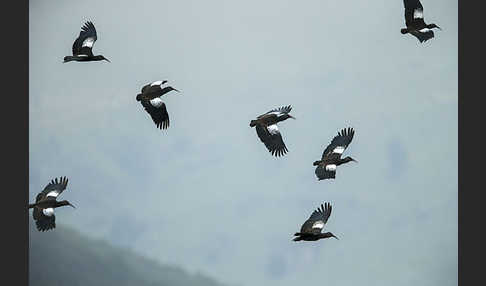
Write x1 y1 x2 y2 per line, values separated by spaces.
258 105 292 118
33 208 56 232
315 164 336 180
410 30 434 43
36 176 69 202
255 124 288 157
141 100 170 130
404 0 425 27
72 21 98 56
300 203 332 234
321 127 355 161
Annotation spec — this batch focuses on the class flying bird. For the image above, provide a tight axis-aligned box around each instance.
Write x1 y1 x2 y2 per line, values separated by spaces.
401 0 441 43
249 105 295 157
314 127 356 180
136 80 180 130
28 177 75 232
63 21 110 63
293 202 339 242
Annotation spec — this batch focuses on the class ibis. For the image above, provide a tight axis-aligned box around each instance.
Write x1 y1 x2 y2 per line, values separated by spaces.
401 0 441 43
28 177 75 232
314 127 357 180
63 21 110 63
293 202 339 242
136 80 180 130
249 105 295 157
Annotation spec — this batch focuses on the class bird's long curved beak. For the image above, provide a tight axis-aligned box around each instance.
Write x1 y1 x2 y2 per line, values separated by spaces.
352 159 358 163
104 58 111 63
69 203 76 209
333 235 339 240
289 115 296 120
173 88 181 94
437 26 442 30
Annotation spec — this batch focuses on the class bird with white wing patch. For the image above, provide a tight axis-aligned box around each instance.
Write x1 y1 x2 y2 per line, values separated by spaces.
63 21 110 63
249 105 296 157
136 80 181 130
293 202 338 242
313 127 357 180
28 177 75 232
401 0 441 43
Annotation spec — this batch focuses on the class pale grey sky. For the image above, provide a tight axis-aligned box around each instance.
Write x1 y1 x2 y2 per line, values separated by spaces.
29 0 457 285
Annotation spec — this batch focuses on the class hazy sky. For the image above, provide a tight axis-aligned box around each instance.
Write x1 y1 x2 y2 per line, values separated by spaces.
29 1 457 285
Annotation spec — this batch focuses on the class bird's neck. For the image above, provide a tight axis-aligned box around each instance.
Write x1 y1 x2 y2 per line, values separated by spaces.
275 116 288 123
319 232 333 239
54 201 69 208
337 157 352 165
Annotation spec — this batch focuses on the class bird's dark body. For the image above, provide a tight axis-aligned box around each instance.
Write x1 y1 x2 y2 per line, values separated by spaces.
136 86 177 102
293 232 335 241
251 114 290 127
63 55 107 63
29 200 71 209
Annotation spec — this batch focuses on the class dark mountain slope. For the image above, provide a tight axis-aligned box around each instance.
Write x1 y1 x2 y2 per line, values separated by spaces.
29 223 227 286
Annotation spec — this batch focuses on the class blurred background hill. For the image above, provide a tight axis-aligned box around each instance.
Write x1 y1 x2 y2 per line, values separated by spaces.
29 223 228 286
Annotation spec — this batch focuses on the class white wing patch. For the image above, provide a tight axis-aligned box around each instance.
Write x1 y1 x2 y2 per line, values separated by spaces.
312 220 324 229
150 97 164 108
419 28 431 32
42 208 55 217
333 146 345 154
325 164 337 171
82 37 95 48
150 80 168 87
46 191 59 198
266 124 280 135
413 8 423 19
151 80 163 86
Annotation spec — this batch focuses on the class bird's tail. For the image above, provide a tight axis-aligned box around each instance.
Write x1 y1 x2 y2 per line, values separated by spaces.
400 28 409 34
249 120 258 127
28 203 36 209
136 94 143 101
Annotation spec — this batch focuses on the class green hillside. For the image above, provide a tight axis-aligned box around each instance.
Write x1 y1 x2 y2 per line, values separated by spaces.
29 224 227 286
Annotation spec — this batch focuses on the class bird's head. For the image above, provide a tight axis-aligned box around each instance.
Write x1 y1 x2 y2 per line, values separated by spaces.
282 114 296 121
169 87 181 94
321 232 339 240
95 55 110 62
59 200 76 208
344 156 358 163
313 160 321 166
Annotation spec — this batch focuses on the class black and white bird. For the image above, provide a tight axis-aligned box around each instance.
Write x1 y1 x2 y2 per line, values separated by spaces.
63 21 110 63
401 0 441 43
28 177 75 232
293 202 339 242
136 80 180 130
313 127 357 180
249 105 295 157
